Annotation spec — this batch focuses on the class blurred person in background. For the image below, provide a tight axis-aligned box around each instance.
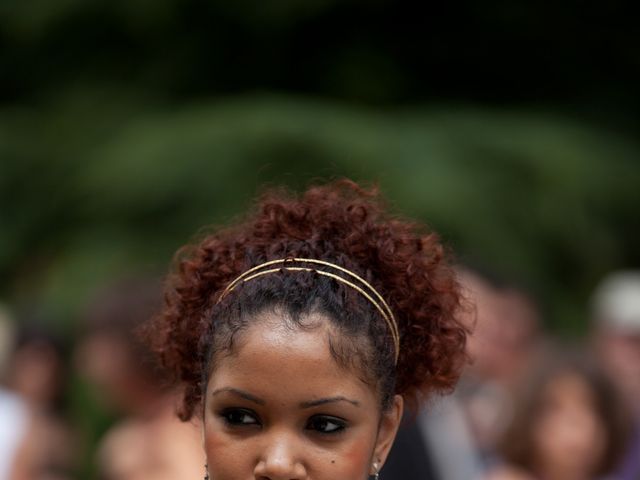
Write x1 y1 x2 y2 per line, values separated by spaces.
383 384 482 480
4 323 67 413
487 347 629 480
384 265 544 480
0 305 30 480
75 277 204 480
1 307 76 480
591 271 640 480
456 266 544 466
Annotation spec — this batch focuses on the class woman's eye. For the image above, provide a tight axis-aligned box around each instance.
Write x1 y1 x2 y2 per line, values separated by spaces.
306 415 347 434
220 409 260 426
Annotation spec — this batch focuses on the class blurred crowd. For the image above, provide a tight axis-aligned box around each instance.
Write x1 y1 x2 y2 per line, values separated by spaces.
1 269 639 480
384 268 640 480
0 278 204 480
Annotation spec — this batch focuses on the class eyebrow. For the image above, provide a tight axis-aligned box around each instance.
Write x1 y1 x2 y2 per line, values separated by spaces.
211 388 360 409
299 396 360 408
211 387 266 405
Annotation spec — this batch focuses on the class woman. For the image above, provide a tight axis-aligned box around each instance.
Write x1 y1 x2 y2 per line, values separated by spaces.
145 180 468 479
487 347 630 480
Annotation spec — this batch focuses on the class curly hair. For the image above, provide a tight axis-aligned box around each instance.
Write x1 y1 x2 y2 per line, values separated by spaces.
145 179 468 420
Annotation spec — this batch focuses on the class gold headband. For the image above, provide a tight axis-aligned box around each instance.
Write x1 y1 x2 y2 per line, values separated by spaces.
216 258 400 364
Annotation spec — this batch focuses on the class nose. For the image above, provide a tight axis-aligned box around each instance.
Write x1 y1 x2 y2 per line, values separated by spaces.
253 432 307 480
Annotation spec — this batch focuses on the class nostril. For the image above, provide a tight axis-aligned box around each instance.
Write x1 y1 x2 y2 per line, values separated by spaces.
254 457 307 480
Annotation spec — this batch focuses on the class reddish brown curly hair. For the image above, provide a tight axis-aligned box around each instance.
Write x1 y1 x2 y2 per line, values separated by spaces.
146 179 468 420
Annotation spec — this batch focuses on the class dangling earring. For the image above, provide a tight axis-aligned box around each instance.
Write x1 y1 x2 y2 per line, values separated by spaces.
204 464 210 480
371 461 380 479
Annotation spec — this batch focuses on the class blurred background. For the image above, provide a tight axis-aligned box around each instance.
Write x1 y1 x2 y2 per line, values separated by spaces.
1 1 639 479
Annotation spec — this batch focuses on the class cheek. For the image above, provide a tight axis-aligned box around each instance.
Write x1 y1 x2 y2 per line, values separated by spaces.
322 427 377 480
204 429 255 478
204 429 225 451
336 442 372 477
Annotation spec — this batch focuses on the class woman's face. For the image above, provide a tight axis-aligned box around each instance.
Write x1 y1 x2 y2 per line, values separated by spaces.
203 311 403 480
532 373 606 478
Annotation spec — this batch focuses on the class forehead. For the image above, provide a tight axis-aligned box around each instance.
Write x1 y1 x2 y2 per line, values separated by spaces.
208 311 376 403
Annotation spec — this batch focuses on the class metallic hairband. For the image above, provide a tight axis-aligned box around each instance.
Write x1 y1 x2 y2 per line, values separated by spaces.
216 258 400 364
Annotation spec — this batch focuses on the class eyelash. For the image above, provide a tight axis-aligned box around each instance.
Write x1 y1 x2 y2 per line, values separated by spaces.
306 415 347 435
220 408 260 427
218 408 348 435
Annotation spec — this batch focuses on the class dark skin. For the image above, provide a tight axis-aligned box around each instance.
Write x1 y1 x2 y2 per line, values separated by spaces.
203 311 403 480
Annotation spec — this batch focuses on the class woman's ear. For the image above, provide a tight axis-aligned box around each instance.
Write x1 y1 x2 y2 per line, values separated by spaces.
371 394 404 473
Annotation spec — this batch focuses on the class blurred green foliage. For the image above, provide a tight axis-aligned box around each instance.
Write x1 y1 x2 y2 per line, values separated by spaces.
0 1 638 335
2 94 639 335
